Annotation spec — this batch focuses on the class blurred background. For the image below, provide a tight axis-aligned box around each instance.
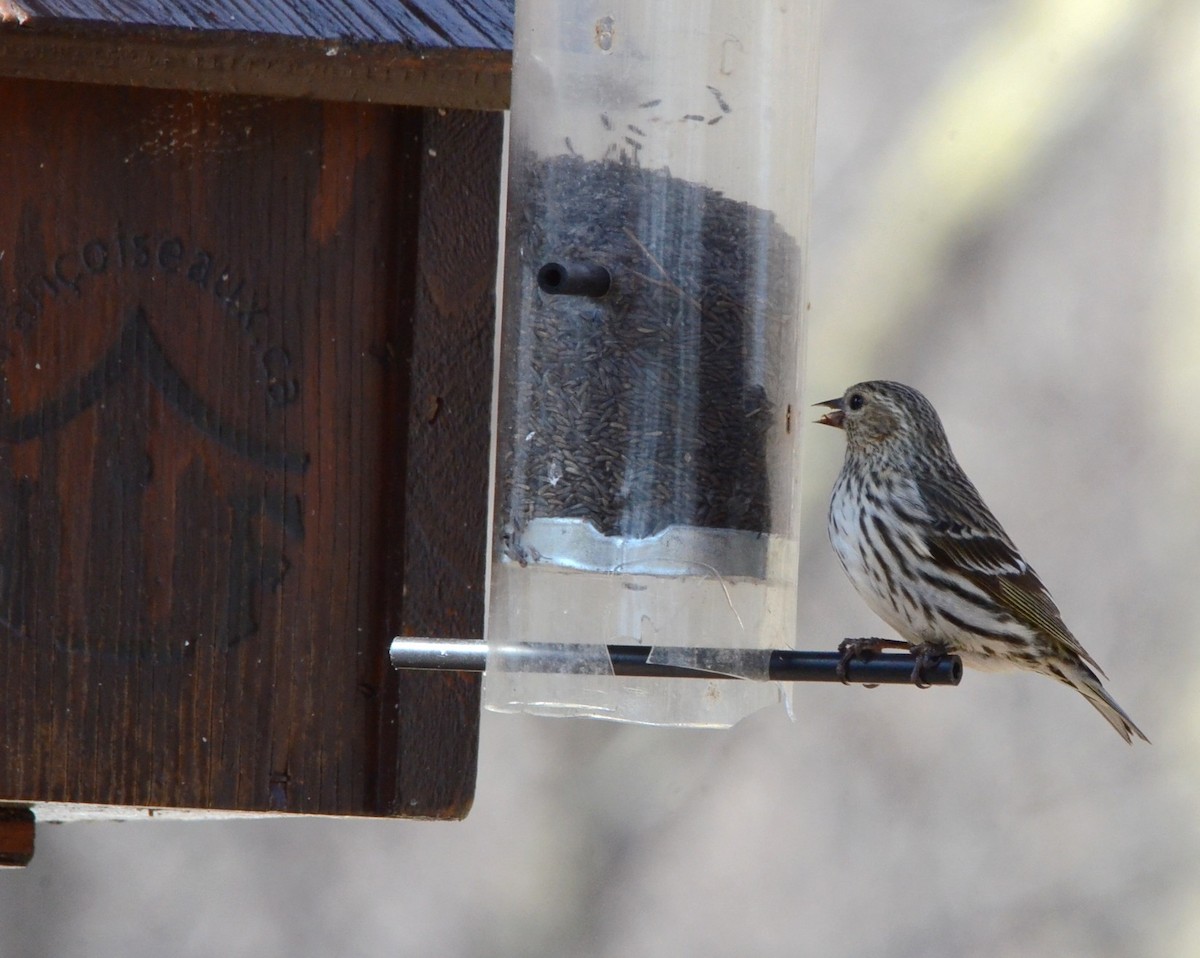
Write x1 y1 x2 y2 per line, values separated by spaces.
3 0 1197 954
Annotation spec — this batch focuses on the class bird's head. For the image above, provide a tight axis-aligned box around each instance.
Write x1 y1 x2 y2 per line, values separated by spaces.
815 381 950 457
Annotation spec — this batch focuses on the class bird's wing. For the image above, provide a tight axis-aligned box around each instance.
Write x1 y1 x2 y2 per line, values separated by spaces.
919 472 1106 676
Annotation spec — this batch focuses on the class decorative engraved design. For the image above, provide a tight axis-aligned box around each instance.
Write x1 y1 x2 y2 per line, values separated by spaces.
0 279 309 651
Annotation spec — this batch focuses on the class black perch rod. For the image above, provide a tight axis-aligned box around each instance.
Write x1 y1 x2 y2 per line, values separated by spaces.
536 260 612 297
389 637 962 687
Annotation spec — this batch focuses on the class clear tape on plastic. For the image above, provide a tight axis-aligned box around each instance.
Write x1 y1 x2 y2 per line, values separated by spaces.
483 661 783 727
488 640 616 677
483 555 790 725
644 645 774 683
514 519 767 579
487 640 774 681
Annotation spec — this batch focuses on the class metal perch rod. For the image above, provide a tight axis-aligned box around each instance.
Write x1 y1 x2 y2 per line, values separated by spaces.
389 637 962 687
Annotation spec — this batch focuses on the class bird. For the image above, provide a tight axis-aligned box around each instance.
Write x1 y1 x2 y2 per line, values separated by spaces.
816 380 1148 744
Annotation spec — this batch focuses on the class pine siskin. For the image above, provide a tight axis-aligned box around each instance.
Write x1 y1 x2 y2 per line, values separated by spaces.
817 380 1148 744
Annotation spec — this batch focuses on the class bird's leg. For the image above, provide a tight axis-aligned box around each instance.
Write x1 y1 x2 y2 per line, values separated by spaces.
836 637 910 685
909 643 946 689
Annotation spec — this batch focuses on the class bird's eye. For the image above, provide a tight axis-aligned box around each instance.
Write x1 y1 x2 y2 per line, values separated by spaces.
848 393 864 411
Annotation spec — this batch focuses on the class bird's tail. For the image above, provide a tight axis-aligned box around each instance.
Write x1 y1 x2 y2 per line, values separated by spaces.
1048 659 1149 745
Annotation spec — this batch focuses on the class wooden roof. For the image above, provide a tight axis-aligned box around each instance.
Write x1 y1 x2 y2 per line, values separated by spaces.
0 0 514 108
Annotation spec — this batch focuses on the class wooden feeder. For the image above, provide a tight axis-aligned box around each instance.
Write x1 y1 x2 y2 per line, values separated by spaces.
0 0 512 864
0 1 964 867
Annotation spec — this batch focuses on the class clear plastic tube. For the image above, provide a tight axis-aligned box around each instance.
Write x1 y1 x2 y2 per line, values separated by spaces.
485 0 820 726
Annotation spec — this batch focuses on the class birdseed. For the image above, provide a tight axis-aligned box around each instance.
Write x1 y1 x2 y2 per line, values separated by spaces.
496 153 801 548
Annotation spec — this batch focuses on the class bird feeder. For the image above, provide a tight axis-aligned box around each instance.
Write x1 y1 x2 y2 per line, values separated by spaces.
0 0 511 862
484 0 822 725
0 0 961 869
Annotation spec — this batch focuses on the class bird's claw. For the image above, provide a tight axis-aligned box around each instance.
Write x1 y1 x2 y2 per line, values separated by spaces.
909 644 944 689
837 638 879 685
836 637 906 686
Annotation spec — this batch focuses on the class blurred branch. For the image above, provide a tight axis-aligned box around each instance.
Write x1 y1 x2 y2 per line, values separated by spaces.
810 0 1162 399
1156 2 1200 440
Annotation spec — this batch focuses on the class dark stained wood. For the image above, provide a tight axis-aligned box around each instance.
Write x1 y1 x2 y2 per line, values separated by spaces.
374 109 501 818
0 0 514 110
0 806 35 867
0 78 500 818
0 23 512 110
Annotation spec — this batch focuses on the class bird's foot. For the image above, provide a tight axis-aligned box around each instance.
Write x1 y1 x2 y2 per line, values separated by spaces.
909 644 946 689
836 637 909 686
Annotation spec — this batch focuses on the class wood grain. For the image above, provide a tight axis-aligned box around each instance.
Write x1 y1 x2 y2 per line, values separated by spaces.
0 0 514 110
0 79 500 818
0 26 512 110
380 109 501 818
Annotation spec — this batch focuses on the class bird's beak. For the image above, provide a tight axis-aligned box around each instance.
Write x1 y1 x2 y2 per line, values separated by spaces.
814 397 845 429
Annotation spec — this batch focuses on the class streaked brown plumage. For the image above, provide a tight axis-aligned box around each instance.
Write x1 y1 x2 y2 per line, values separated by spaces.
818 380 1147 744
